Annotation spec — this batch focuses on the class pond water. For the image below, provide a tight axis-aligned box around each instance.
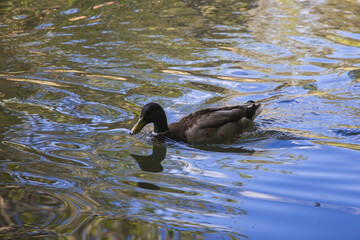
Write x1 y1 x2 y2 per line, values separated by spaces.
1 0 360 239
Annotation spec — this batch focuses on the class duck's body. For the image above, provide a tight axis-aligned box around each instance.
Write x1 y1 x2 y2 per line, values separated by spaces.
130 101 263 144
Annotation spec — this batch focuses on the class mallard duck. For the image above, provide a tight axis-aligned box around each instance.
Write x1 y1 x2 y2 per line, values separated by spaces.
130 101 263 144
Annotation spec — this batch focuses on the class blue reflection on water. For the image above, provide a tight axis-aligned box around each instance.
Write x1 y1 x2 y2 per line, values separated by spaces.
0 0 360 239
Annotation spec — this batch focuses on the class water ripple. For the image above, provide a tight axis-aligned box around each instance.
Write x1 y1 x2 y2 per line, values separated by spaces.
1 0 360 239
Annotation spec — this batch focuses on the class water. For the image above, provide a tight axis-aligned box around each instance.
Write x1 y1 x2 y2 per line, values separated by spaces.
0 0 360 239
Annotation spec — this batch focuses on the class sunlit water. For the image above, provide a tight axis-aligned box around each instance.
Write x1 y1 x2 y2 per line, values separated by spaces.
0 0 360 239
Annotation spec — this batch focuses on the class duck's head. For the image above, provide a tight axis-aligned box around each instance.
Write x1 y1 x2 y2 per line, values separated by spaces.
130 103 169 135
246 100 264 121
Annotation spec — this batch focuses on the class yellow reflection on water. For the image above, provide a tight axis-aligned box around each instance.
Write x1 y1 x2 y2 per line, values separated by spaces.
6 78 61 87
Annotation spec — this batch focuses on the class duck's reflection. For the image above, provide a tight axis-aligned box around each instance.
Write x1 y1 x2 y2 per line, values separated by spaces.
131 143 166 190
136 182 161 190
131 141 258 174
131 142 257 191
131 143 167 173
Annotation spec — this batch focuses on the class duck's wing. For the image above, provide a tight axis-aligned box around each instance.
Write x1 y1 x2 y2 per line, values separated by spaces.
167 103 263 143
192 105 247 129
167 106 244 141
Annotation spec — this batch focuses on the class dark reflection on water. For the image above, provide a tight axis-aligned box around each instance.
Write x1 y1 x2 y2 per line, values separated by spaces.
131 143 166 172
1 0 360 239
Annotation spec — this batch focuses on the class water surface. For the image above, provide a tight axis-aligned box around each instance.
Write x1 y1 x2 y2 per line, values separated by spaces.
0 0 360 239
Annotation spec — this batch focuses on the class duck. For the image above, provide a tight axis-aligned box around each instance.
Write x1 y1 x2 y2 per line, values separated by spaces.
130 101 263 144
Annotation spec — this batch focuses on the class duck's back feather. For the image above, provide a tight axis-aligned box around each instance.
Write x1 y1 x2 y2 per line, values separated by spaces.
191 106 246 129
167 105 254 143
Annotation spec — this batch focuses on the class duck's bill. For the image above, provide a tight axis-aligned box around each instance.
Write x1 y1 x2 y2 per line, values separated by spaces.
130 118 147 135
253 103 264 120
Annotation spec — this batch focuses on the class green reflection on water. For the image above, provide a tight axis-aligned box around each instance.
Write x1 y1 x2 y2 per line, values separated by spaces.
1 0 360 239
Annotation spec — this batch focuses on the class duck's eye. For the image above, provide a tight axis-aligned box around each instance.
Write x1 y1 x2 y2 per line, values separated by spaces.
247 100 255 104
